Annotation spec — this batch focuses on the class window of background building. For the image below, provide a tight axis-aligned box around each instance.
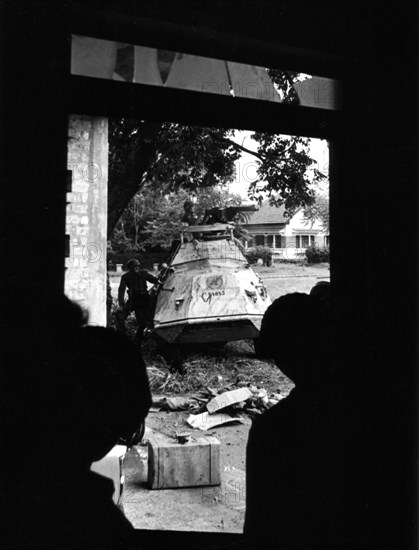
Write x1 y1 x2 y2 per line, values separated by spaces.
296 235 315 248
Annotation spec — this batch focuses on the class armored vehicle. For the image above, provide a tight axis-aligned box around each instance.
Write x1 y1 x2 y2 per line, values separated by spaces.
152 215 272 345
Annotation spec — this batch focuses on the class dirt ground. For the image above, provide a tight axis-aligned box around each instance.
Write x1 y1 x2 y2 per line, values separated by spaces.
122 418 253 532
120 348 295 533
110 262 329 532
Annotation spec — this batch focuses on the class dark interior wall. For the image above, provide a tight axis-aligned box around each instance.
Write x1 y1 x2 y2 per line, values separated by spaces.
2 1 417 548
2 3 70 311
329 41 417 550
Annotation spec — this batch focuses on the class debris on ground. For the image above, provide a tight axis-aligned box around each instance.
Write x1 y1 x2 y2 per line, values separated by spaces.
150 383 290 422
143 339 294 428
148 387 290 429
180 384 291 430
187 412 244 431
206 387 252 414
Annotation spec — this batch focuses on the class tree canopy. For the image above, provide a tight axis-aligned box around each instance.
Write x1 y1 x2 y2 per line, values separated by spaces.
108 121 242 235
303 189 329 232
108 72 326 238
109 184 244 252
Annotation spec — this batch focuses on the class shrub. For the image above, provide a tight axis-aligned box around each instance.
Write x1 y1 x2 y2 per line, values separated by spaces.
305 245 330 264
244 246 273 266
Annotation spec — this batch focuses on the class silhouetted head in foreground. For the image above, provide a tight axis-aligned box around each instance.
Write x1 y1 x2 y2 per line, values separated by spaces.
44 297 151 469
310 280 332 312
11 296 150 549
258 292 333 388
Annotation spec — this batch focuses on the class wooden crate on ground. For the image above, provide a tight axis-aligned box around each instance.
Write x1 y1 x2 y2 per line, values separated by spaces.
147 432 221 489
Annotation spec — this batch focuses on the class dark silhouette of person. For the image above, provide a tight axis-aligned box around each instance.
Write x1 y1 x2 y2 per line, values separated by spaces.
115 258 159 345
244 292 339 550
181 200 199 226
7 297 151 550
310 280 332 313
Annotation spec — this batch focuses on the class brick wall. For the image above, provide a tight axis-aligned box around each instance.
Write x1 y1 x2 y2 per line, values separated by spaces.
65 115 108 326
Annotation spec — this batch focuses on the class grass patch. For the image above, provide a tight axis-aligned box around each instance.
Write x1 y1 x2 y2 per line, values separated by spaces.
143 338 293 396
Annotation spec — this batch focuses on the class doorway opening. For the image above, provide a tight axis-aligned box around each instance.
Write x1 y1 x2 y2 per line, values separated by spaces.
65 113 330 532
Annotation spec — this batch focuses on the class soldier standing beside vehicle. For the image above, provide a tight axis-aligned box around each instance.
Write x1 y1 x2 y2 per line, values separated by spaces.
115 259 160 346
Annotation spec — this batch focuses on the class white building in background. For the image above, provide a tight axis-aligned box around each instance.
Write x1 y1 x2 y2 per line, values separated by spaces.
243 201 328 260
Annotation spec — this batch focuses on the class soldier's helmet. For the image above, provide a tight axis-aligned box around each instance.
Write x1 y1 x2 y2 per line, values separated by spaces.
127 259 141 270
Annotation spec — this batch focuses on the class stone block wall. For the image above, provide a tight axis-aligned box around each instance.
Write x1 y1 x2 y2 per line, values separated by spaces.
65 115 108 326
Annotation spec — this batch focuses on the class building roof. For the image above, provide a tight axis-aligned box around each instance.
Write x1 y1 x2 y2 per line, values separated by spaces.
244 202 290 225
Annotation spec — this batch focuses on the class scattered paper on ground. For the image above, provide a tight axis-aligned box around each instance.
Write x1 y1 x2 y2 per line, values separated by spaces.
206 387 252 414
187 412 244 431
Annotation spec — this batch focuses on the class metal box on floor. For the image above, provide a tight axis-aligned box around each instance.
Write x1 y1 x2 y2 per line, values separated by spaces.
147 433 221 489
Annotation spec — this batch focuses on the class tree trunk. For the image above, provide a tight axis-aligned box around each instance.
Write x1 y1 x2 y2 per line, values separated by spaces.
107 121 163 237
